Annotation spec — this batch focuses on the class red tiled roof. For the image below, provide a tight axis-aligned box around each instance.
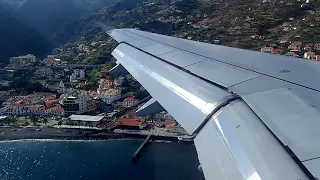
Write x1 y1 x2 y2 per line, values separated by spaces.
98 121 111 128
123 97 137 103
165 122 175 128
45 99 60 109
272 49 282 54
86 100 99 105
116 118 148 127
155 121 176 128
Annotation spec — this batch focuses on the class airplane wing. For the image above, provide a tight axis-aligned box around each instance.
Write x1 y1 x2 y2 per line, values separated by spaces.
97 22 320 180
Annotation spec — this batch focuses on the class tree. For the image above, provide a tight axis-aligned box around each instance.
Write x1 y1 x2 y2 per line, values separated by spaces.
7 117 17 126
43 118 48 125
23 121 30 127
26 82 43 93
30 116 38 126
58 121 63 126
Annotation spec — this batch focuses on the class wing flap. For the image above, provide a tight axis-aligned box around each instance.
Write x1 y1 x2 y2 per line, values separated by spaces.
230 76 320 175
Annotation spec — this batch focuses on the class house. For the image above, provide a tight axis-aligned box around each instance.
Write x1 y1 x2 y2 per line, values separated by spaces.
261 46 274 53
278 37 289 44
283 27 290 32
122 97 138 107
304 52 316 59
288 42 302 52
97 78 113 93
314 43 320 50
98 88 122 104
304 52 320 61
309 55 320 61
10 54 36 65
304 44 313 51
85 100 99 113
112 101 123 108
272 49 282 55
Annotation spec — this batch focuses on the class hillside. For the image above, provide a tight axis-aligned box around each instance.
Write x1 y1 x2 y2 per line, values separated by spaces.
0 5 54 64
54 0 320 53
0 0 117 38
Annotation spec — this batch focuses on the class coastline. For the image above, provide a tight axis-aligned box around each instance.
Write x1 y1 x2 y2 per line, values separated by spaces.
0 127 186 143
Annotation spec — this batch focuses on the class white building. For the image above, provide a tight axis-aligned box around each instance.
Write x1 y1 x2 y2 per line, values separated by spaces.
98 88 122 104
60 91 92 116
74 69 80 77
70 73 77 83
79 70 85 79
122 97 138 107
304 52 316 59
10 54 36 65
68 115 105 127
98 78 113 91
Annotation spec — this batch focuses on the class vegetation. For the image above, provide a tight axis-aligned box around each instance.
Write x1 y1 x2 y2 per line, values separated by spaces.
9 78 52 93
23 121 30 127
30 116 39 126
43 119 48 125
54 0 320 51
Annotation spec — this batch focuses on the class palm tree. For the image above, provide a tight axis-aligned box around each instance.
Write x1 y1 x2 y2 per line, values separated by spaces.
30 116 38 126
43 118 48 126
12 118 17 126
7 117 17 127
23 121 30 127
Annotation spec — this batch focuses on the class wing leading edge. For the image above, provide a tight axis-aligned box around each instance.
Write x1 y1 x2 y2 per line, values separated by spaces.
98 22 320 179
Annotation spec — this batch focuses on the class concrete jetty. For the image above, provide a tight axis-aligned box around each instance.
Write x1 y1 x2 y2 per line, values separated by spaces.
132 134 151 161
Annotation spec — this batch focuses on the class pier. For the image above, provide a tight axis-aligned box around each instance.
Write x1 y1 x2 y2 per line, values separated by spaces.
132 134 151 161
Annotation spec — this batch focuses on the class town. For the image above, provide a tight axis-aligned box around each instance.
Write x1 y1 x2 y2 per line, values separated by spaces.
0 37 190 141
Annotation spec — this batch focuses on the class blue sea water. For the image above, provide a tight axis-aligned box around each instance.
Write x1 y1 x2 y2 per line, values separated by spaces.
0 140 205 180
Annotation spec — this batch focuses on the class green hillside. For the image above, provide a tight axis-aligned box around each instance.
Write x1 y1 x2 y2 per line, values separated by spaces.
55 0 320 51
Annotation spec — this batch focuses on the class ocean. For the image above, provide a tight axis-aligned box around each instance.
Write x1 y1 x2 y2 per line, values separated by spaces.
0 139 205 180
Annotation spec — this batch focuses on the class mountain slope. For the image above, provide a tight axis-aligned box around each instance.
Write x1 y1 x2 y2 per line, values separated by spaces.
0 0 117 38
0 5 54 64
54 0 320 52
